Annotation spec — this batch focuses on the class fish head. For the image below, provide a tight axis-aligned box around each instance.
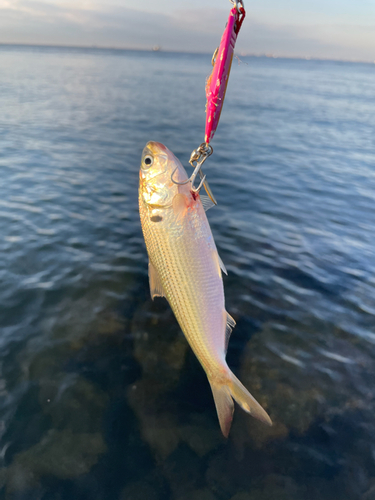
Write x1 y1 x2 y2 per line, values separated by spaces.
139 141 188 208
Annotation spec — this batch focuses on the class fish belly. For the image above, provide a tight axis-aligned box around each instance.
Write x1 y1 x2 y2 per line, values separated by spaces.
140 198 227 375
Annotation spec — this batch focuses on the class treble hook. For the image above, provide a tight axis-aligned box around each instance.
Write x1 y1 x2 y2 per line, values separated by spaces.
171 143 217 204
171 161 206 193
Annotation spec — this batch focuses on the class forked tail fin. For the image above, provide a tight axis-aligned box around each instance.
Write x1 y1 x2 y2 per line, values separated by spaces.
208 369 272 437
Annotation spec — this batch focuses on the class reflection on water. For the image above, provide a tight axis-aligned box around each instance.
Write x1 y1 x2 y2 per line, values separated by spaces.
0 45 375 499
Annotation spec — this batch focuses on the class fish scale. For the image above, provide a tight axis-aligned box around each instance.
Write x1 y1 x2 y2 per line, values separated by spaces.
141 201 225 369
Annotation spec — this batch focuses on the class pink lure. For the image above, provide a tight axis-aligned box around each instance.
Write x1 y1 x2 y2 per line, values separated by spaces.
205 5 246 144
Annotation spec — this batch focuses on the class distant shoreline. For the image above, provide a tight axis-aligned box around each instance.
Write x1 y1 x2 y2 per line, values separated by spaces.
0 42 373 65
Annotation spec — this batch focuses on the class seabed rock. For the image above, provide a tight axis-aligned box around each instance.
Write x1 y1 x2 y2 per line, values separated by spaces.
362 480 375 500
38 376 109 434
176 488 217 500
5 339 110 495
225 474 302 500
162 445 203 499
128 301 224 460
120 479 160 500
4 429 106 493
227 318 375 451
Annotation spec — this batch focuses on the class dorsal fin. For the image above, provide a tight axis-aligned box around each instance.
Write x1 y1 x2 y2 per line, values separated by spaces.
148 261 165 300
225 312 236 354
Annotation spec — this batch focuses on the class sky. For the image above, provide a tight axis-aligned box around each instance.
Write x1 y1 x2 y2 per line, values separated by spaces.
0 0 374 61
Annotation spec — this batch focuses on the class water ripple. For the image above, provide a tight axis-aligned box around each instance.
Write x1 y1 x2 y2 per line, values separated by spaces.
0 48 374 499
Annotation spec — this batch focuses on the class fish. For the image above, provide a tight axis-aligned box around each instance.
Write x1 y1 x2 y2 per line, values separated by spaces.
138 141 272 437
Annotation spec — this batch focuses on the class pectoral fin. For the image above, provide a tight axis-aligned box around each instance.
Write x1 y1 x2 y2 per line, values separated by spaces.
200 195 216 212
148 261 165 300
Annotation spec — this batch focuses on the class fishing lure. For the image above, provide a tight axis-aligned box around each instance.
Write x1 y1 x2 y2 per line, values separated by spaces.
172 0 246 203
205 0 246 144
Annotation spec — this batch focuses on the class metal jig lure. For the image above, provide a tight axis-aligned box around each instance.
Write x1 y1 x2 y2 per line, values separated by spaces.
172 0 246 204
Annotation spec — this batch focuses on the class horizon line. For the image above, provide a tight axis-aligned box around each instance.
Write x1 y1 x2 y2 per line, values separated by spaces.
0 42 374 65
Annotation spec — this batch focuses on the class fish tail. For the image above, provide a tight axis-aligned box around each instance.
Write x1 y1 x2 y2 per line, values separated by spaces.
208 368 272 437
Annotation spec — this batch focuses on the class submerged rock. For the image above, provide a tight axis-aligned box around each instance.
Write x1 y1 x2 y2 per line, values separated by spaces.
38 376 109 434
119 469 169 500
176 488 217 500
220 474 302 500
120 480 160 500
229 494 253 500
227 318 375 449
177 414 223 458
3 302 117 495
362 481 375 500
4 429 106 493
128 301 184 459
162 445 203 499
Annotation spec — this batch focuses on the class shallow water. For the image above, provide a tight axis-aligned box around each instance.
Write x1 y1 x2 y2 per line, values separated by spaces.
0 45 375 499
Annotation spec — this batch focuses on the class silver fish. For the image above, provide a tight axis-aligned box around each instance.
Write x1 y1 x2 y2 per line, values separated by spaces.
139 141 271 436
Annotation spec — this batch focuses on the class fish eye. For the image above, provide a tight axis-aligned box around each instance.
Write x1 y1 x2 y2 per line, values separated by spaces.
143 155 153 168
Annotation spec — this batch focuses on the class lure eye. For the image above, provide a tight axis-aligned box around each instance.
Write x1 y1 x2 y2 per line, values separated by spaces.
143 155 153 168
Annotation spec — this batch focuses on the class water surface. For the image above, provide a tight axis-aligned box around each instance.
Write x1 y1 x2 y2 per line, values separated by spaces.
0 45 375 500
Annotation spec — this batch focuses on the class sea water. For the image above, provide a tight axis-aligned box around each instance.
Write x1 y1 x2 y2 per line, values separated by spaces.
0 45 374 499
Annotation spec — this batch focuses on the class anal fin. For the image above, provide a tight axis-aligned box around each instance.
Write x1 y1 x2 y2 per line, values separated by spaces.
225 312 236 354
148 261 165 300
212 250 228 277
218 254 227 275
